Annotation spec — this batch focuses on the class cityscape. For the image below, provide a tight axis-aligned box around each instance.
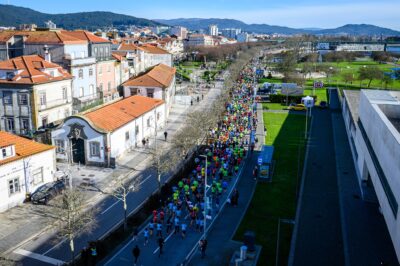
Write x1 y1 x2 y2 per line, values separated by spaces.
0 1 400 265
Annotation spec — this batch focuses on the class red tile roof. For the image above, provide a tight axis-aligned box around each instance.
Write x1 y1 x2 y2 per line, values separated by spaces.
140 44 170 54
0 55 72 84
123 64 175 89
0 131 54 166
61 30 111 43
118 42 140 51
83 95 164 132
0 31 16 43
24 31 87 44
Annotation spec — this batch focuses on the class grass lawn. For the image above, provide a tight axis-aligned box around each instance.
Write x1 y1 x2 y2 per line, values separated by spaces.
303 88 328 104
262 103 288 110
235 113 307 266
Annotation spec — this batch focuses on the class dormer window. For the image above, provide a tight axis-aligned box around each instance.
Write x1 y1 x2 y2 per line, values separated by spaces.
0 145 15 160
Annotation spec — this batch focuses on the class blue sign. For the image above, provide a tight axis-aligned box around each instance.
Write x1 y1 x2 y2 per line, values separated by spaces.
258 157 263 165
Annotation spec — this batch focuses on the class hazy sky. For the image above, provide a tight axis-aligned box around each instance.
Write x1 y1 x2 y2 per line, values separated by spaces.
4 0 400 30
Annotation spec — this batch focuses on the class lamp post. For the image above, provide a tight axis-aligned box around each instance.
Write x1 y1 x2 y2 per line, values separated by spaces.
275 218 295 266
199 154 208 240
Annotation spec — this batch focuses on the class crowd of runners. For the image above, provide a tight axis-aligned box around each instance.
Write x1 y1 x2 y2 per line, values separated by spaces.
132 62 260 262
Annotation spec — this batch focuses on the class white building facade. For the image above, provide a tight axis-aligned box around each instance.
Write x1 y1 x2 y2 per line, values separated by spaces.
342 89 400 262
0 131 56 212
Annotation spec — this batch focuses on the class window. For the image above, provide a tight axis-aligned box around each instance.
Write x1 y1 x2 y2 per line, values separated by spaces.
79 87 84 97
90 142 100 157
18 94 28 105
125 131 129 141
41 116 48 128
147 88 154 98
99 83 103 92
89 68 93 77
8 178 20 196
6 118 15 131
105 47 109 54
89 85 94 96
32 167 44 185
55 139 65 153
2 148 6 157
135 125 139 136
130 88 138 96
98 67 103 75
64 108 69 117
3 91 13 105
39 93 46 106
78 69 83 79
62 87 67 100
21 118 29 130
94 47 98 55
108 82 111 92
147 118 151 127
49 70 55 77
157 112 161 121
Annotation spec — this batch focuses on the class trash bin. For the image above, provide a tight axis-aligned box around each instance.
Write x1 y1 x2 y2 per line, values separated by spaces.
243 231 256 252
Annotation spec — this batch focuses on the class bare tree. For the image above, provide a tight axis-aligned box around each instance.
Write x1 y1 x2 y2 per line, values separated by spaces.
149 146 178 192
50 189 98 263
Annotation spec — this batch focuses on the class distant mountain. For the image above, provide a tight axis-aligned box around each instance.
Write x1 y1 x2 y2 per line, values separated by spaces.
155 18 400 36
0 4 161 29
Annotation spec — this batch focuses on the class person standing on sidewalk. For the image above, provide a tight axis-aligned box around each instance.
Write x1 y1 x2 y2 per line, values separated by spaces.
158 236 165 257
164 131 168 141
132 245 140 266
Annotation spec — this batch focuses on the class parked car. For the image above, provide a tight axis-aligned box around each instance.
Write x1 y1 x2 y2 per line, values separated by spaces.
319 101 328 108
288 104 307 111
30 180 66 204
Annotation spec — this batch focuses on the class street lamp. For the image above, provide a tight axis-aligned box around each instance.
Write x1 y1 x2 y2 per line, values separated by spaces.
275 218 295 266
199 154 208 240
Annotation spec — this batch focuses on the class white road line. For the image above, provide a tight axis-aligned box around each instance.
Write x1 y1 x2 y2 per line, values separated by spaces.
42 238 67 256
101 175 151 215
152 231 175 254
101 199 121 215
14 248 65 265
139 174 153 186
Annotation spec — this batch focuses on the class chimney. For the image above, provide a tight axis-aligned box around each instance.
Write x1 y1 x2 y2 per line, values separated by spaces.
43 45 51 62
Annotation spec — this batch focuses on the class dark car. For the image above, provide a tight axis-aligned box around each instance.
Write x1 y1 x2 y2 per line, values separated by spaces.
30 180 66 204
319 101 328 109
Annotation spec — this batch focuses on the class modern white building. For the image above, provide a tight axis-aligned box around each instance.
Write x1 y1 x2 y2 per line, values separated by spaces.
0 131 56 212
0 55 73 135
123 64 176 117
51 95 165 167
342 89 400 261
185 34 214 47
208 25 219 36
221 28 241 39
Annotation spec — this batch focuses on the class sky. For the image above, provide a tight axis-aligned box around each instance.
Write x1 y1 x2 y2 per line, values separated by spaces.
3 0 400 30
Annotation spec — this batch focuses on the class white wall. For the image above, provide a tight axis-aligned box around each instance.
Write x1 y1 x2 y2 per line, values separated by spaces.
51 117 106 165
0 149 56 212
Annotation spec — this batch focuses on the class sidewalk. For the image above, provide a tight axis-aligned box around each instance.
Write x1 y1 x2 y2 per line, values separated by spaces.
0 79 224 258
188 103 264 265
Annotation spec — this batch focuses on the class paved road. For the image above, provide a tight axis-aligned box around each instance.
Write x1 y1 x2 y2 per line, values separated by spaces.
291 90 345 266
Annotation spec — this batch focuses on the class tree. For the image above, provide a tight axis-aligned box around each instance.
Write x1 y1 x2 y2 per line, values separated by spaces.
382 74 394 89
150 146 178 192
51 189 98 263
358 65 384 88
342 72 355 88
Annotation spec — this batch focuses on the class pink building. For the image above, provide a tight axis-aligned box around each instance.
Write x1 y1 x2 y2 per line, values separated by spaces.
96 60 118 103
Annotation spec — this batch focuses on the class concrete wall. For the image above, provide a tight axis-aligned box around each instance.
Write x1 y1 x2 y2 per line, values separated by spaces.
0 149 56 212
359 92 400 261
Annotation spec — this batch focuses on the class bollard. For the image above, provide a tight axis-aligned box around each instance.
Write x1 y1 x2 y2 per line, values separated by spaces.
240 245 247 260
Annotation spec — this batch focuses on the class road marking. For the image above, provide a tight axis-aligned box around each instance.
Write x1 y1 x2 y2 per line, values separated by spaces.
101 175 152 215
101 199 121 215
42 238 66 255
14 248 65 265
